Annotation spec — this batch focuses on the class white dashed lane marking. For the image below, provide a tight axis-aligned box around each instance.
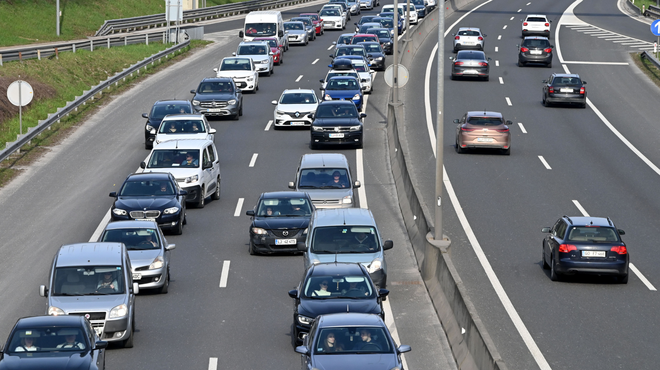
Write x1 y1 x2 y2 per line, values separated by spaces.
495 46 499 52
295 75 303 82
234 198 244 217
517 122 527 133
249 153 258 167
312 58 319 64
505 97 512 106
265 120 273 131
499 77 504 84
219 260 231 288
538 156 552 170
503 25 507 29
208 357 218 370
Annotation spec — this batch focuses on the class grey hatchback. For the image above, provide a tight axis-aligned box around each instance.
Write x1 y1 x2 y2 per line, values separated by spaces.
518 36 553 67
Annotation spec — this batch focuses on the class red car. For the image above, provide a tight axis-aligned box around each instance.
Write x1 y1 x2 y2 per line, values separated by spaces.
300 13 324 36
253 37 284 65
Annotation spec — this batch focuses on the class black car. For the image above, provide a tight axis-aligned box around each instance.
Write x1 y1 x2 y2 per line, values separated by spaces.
450 50 491 81
245 191 314 255
541 216 629 282
354 15 376 32
372 17 395 35
330 44 368 60
411 0 427 17
142 100 194 150
190 77 243 120
295 313 411 369
366 28 393 55
542 73 587 108
358 42 386 70
518 36 553 67
289 263 388 345
109 172 187 235
0 315 107 370
311 101 366 149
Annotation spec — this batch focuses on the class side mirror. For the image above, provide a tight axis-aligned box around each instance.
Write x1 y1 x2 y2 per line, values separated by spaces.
397 344 412 354
378 288 390 298
269 51 274 56
190 89 196 94
166 244 176 251
246 210 255 216
140 161 146 169
483 34 487 37
550 45 555 48
180 190 188 196
288 289 298 298
210 128 217 134
354 180 361 188
505 120 513 125
542 80 547 83
452 119 460 123
295 346 309 355
359 113 367 119
239 31 244 38
297 241 307 251
618 229 625 235
332 41 337 45
448 56 454 60
272 100 278 105
320 79 326 83
288 181 296 189
213 67 218 72
279 29 284 37
39 285 48 297
142 113 149 119
232 52 237 56
383 240 394 250
330 54 334 58
109 192 117 197
541 227 551 233
95 341 109 350
583 81 587 84
132 282 140 295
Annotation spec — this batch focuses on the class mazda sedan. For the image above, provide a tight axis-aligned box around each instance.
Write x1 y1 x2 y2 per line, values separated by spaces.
454 111 511 155
449 50 490 81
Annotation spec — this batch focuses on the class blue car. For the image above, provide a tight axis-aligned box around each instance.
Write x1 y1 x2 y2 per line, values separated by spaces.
322 76 364 110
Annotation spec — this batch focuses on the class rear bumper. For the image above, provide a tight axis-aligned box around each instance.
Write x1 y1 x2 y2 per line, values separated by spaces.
556 258 628 276
546 94 586 105
519 53 552 64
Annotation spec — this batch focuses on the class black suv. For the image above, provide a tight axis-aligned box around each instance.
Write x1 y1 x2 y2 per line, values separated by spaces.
517 36 553 68
310 101 366 149
541 216 629 283
142 100 194 149
190 77 243 120
542 73 587 108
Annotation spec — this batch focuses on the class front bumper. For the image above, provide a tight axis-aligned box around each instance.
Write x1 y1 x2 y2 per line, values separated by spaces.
255 62 271 73
232 78 257 92
274 114 313 127
288 35 307 44
132 266 166 289
323 21 343 30
249 233 305 254
179 184 202 203
101 317 130 342
371 58 385 70
193 105 239 117
311 130 363 147
359 1 373 9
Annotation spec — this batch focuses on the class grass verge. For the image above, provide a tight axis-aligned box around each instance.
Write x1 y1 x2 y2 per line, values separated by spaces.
632 52 660 88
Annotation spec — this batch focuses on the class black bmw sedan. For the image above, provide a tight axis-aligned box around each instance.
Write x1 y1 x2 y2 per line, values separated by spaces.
288 263 389 345
245 191 314 255
0 315 108 370
109 172 187 235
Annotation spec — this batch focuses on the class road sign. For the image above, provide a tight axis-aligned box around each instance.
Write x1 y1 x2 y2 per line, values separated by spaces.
651 20 660 36
7 80 33 107
384 64 410 88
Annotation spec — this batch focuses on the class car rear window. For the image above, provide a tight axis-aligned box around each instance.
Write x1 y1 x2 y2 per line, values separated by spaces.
566 226 618 242
467 116 504 126
523 39 550 48
458 30 480 36
527 17 547 22
552 77 582 86
456 51 485 59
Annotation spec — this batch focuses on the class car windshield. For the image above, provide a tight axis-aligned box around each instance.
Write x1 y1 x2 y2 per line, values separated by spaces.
302 14 319 21
566 226 618 242
411 0 424 5
320 9 340 16
101 228 161 250
281 92 317 104
456 51 485 60
149 103 191 120
238 44 268 55
311 226 379 253
119 179 176 196
327 79 359 90
299 168 350 189
159 119 206 134
315 104 359 118
244 22 276 36
362 44 381 53
338 35 353 44
336 47 366 57
379 19 394 27
197 81 234 93
314 327 391 354
284 22 304 30
458 30 480 36
374 30 390 39
352 36 372 43
293 18 311 26
147 149 200 169
52 266 125 296
256 197 313 217
262 39 277 48
221 59 252 71
466 116 503 126
359 17 375 24
303 275 374 298
552 77 582 86
523 39 550 48
7 326 88 353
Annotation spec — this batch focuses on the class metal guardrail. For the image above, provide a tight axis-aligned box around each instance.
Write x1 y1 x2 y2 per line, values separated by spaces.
95 0 317 36
645 4 660 18
0 40 190 163
642 50 660 69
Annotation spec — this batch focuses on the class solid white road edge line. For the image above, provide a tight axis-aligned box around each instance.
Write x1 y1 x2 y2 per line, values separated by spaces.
538 156 552 170
234 198 244 217
356 149 368 209
219 260 231 288
265 120 273 131
517 122 527 133
208 357 218 370
89 209 112 242
249 153 259 167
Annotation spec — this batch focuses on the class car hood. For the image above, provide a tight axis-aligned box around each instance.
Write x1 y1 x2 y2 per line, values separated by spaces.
312 117 362 126
312 353 398 370
302 188 353 201
238 54 269 62
193 93 236 101
127 249 162 269
311 252 381 265
50 294 127 312
155 133 211 144
299 298 380 317
325 90 361 99
216 70 255 78
253 217 310 230
0 353 93 370
287 30 306 35
277 103 317 113
115 196 179 211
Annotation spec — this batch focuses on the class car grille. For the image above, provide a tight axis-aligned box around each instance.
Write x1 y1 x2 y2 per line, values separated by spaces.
284 111 312 118
312 199 341 205
130 210 161 219
200 101 228 108
272 229 301 238
70 312 106 320
318 126 352 132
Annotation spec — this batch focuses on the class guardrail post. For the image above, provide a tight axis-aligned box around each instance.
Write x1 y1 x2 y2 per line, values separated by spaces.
73 43 76 53
107 38 111 49
37 50 41 60
19 51 22 61
55 48 59 60
0 54 3 66
146 34 149 46
90 39 94 52
125 36 128 46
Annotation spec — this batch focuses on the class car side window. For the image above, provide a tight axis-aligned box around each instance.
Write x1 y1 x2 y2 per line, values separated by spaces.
554 221 568 239
203 147 211 166
206 145 216 163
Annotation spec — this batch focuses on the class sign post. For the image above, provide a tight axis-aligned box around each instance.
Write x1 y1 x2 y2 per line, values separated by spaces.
7 79 34 136
651 20 660 58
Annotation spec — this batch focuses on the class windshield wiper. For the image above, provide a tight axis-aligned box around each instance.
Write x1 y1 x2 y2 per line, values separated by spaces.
312 250 338 254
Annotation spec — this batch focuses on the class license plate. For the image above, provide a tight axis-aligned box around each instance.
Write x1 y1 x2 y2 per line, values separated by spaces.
289 36 296 40
582 251 606 257
463 41 474 45
530 50 542 55
329 133 345 138
207 108 222 112
560 88 573 93
476 137 494 142
133 273 141 280
291 122 306 126
463 69 478 74
275 239 297 245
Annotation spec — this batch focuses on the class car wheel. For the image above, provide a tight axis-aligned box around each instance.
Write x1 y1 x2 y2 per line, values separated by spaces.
158 267 170 294
546 62 552 68
455 141 465 153
619 273 629 284
145 142 152 150
518 60 525 67
581 102 587 109
310 141 319 150
543 97 550 107
550 255 561 281
256 83 259 91
450 74 456 80
232 112 240 120
211 177 221 200
239 104 243 116
542 247 550 269
196 187 205 208
182 211 187 225
248 241 257 255
121 322 134 348
173 217 183 235
483 75 489 81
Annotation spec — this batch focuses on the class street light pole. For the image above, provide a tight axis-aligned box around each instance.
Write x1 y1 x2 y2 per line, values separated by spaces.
392 0 399 104
56 0 60 36
433 1 445 240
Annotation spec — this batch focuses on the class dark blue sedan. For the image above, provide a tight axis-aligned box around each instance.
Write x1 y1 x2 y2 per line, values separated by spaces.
322 76 364 110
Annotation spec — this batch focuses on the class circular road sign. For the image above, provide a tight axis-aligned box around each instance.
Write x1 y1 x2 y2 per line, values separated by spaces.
7 80 34 107
384 64 410 88
651 20 660 36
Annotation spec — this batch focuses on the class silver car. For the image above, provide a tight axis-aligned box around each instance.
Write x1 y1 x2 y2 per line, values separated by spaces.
99 220 175 294
452 27 486 52
284 21 309 46
232 41 274 75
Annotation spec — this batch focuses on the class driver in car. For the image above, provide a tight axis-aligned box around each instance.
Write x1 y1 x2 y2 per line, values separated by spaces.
96 272 118 292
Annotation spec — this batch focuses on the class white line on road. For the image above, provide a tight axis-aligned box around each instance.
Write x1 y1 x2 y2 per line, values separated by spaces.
571 199 589 217
526 2 531 5
208 357 218 370
265 120 273 131
495 60 499 66
517 122 527 133
89 209 112 242
498 34 502 40
312 58 319 64
517 8 522 12
495 46 499 52
538 156 552 170
249 153 258 167
327 45 334 50
219 260 231 288
503 25 508 29
295 75 303 82
234 198 244 217
509 17 514 21
505 97 512 106
356 149 368 209
499 77 504 84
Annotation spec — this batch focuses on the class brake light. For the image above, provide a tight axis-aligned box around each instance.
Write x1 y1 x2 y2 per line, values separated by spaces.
611 246 627 255
548 87 554 93
455 36 460 40
520 47 529 52
461 127 477 131
545 22 550 26
478 62 488 66
558 244 577 253
495 128 509 132
523 22 528 26
580 87 585 94
543 48 552 53
454 61 464 66
478 36 483 41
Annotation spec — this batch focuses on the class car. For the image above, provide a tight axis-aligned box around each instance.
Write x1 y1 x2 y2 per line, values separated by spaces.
542 73 587 108
359 0 375 11
284 21 309 45
322 76 364 111
328 0 351 19
354 15 377 32
295 313 410 369
330 44 368 60
0 316 108 369
541 216 629 283
366 27 393 54
253 37 284 65
347 0 361 15
213 56 260 92
190 77 243 120
39 242 138 347
357 22 382 34
381 3 417 24
109 172 187 234
452 27 486 52
289 263 389 345
377 12 404 33
300 13 324 35
333 56 374 92
453 111 512 155
426 0 436 10
372 16 396 35
99 220 175 294
272 88 319 128
522 14 551 37
351 33 378 45
323 3 349 23
291 16 317 41
245 191 315 255
140 139 221 209
142 100 194 150
411 0 427 18
449 50 490 81
310 101 366 149
334 33 355 46
320 59 364 92
357 42 386 70
518 36 553 67
154 114 215 146
319 6 346 30
288 153 361 209
232 41 274 75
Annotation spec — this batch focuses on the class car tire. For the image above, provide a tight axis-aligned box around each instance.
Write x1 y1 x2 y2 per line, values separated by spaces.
248 241 257 255
239 104 243 116
196 187 205 208
619 273 629 284
484 75 489 81
546 62 552 68
581 102 587 109
310 141 319 150
173 217 183 235
182 212 187 225
550 255 561 281
256 83 259 91
543 97 550 107
158 267 170 294
450 74 456 80
542 247 550 269
455 141 465 153
518 60 525 67
121 322 134 348
145 142 152 150
232 112 240 120
211 177 221 200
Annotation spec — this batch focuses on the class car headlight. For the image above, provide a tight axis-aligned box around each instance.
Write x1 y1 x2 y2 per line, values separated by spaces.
349 125 361 131
375 56 384 60
368 259 382 273
298 315 313 325
312 126 324 131
303 228 308 235
260 59 269 64
228 99 237 105
276 110 285 115
146 124 155 134
252 227 268 235
48 306 65 316
312 259 321 265
185 174 199 183
247 76 254 81
342 195 353 204
149 256 164 270
113 208 127 216
324 94 332 100
109 304 128 319
352 94 361 100
192 100 200 106
163 207 180 215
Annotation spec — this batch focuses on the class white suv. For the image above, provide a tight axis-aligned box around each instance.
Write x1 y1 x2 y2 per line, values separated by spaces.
522 14 551 37
213 57 259 93
141 139 221 208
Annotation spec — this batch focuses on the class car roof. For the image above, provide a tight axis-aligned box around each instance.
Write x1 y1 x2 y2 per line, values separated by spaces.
154 99 191 106
523 36 549 40
354 33 377 37
103 220 160 231
563 216 612 227
317 312 385 327
457 27 481 31
238 41 270 45
161 114 205 121
126 172 172 181
310 262 367 276
55 242 124 267
328 76 359 82
14 315 85 329
261 191 311 199
466 111 503 118
551 73 580 78
300 153 350 168
253 37 277 41
284 21 305 24
313 208 375 227
201 77 234 83
152 139 214 150
282 88 316 94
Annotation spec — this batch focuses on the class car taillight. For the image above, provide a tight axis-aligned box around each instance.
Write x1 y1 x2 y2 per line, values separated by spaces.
478 62 488 66
544 48 552 53
523 22 528 26
455 36 460 40
478 36 483 41
454 61 464 66
520 47 529 52
545 23 550 26
611 246 627 255
495 128 509 132
558 244 577 253
548 87 554 93
580 87 585 94
461 127 476 131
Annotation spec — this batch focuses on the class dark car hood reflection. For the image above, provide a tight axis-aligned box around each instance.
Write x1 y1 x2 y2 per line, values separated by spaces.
313 118 361 126
313 353 396 370
299 298 380 317
253 217 310 230
194 93 236 100
115 197 178 210
0 352 93 370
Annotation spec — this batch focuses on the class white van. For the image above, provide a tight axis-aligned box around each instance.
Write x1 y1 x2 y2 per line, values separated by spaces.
239 11 288 50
